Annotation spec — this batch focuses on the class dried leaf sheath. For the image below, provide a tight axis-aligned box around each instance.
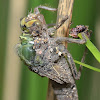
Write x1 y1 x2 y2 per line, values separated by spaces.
50 0 79 100
56 0 74 38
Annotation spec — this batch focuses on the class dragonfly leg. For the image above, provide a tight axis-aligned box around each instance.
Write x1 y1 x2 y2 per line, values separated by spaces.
78 47 88 73
65 51 81 80
55 32 87 44
54 15 69 30
47 16 69 35
34 5 56 14
64 46 87 80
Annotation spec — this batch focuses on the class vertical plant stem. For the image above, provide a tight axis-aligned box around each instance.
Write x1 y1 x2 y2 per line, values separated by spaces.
50 0 75 100
56 0 74 47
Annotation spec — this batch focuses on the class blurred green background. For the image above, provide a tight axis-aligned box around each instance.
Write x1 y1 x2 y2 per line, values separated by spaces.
0 0 100 100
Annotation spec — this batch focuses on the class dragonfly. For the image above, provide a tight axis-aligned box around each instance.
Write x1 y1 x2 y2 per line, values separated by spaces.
17 6 90 100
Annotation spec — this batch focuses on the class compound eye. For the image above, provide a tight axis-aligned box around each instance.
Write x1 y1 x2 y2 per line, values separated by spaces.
20 17 29 32
20 17 25 27
25 19 41 28
20 18 26 30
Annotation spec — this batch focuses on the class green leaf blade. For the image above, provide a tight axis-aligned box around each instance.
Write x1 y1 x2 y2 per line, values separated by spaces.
74 60 100 72
78 33 100 63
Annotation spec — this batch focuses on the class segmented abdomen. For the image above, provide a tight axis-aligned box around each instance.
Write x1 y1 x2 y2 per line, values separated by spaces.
51 81 78 100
